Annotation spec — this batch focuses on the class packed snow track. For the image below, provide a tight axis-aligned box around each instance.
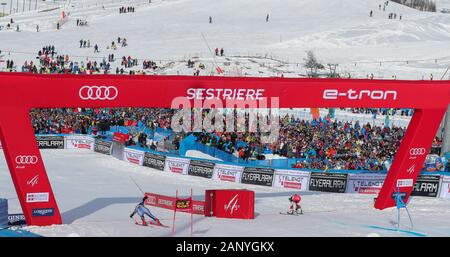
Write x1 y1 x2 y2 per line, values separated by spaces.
1 149 450 237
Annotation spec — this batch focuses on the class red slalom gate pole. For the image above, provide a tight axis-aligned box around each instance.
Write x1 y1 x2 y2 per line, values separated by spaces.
190 188 193 237
172 190 178 237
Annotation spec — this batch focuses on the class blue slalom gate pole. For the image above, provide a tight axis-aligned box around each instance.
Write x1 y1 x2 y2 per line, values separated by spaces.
394 186 414 230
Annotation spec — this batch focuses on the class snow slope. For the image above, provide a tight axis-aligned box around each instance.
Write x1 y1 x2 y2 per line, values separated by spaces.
185 150 222 161
1 149 450 237
1 0 450 78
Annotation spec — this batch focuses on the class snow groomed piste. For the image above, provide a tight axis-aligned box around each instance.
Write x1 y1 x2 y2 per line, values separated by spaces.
3 139 450 236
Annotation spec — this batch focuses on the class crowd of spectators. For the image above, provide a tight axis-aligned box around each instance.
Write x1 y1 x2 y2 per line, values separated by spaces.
190 112 407 171
121 56 138 68
119 6 135 13
346 108 414 117
30 108 174 135
16 45 113 74
279 116 403 171
76 19 88 26
79 39 91 48
143 60 158 70
26 106 443 172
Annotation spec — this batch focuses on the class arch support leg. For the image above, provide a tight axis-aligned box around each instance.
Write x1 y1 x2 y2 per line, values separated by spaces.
375 108 446 210
0 108 62 226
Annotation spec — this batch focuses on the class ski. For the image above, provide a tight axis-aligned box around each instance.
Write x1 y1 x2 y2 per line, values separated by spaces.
134 221 153 227
305 209 336 214
279 211 303 216
134 220 169 228
148 221 170 228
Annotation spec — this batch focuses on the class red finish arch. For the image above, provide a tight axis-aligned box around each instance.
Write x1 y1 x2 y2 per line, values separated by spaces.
0 72 449 226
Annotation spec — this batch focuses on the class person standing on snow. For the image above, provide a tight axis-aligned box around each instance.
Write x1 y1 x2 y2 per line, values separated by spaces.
288 193 303 215
130 196 161 226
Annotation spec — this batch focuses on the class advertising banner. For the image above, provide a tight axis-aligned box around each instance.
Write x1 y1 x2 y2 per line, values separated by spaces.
8 213 26 226
212 164 243 183
240 167 275 187
164 157 190 175
113 132 129 144
439 176 450 199
65 135 95 150
273 169 310 191
188 160 215 179
346 173 387 194
144 192 204 215
411 174 440 197
36 136 65 149
309 172 348 193
123 148 145 166
143 152 166 171
94 139 113 155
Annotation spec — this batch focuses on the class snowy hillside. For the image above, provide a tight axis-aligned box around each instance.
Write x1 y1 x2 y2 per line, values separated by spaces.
1 149 450 237
1 0 450 79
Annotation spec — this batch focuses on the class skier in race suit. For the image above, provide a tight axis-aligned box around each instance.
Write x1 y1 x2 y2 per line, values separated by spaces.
130 196 161 226
288 193 302 214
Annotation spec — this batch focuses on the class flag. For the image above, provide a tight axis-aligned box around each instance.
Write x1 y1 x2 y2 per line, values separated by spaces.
311 108 320 120
328 108 335 118
385 110 390 128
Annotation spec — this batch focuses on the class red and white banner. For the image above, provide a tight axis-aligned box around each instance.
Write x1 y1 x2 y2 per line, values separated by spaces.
346 173 387 194
0 140 2 149
65 135 95 150
273 169 310 190
439 176 450 199
113 132 129 144
123 148 144 166
164 157 190 175
212 164 243 183
144 192 204 215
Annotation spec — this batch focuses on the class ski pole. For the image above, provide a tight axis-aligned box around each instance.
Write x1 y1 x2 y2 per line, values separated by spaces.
129 176 145 195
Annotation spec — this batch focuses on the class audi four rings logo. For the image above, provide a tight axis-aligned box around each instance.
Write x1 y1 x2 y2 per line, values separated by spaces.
409 148 426 155
79 86 118 100
15 155 38 164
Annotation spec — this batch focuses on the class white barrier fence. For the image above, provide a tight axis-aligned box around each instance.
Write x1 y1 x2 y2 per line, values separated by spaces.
212 163 243 183
439 176 450 199
123 147 144 166
346 174 387 194
31 134 450 200
164 156 190 175
273 169 310 191
65 135 95 150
